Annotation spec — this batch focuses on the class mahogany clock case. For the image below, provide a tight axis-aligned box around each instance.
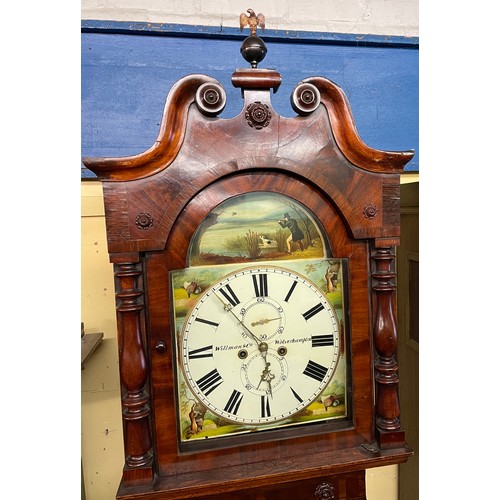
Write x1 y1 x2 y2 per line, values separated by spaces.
83 33 413 499
142 170 375 490
163 175 356 453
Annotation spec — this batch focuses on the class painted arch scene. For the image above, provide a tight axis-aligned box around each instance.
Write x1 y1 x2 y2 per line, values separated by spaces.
188 192 331 266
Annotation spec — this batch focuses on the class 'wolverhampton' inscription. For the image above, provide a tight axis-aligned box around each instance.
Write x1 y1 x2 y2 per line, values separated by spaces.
275 337 311 344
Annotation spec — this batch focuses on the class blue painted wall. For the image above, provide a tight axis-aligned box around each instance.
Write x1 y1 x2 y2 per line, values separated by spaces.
81 26 418 177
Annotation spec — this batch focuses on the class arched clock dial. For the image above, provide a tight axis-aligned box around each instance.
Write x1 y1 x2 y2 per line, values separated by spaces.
180 265 341 425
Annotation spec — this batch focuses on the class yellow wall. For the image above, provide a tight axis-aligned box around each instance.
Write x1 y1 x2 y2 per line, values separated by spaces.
81 181 123 498
81 179 413 499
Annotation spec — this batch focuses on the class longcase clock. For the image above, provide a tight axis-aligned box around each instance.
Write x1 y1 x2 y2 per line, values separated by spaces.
83 10 414 500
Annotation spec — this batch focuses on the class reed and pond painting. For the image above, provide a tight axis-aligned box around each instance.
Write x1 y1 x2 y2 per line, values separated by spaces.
187 192 328 265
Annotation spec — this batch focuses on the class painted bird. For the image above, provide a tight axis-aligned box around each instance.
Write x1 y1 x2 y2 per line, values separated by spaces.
239 9 265 36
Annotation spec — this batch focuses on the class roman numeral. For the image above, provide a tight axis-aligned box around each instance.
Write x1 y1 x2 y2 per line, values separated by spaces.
219 284 240 307
196 369 223 396
311 334 335 347
188 345 213 360
290 387 303 403
303 360 329 382
284 281 298 302
194 317 219 328
302 303 325 321
261 395 271 417
252 273 268 297
224 390 244 415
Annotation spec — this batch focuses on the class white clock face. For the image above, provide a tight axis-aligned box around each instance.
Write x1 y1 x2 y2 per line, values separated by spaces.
180 265 341 425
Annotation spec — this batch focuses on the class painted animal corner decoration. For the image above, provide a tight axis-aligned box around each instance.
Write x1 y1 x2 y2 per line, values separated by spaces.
171 192 350 444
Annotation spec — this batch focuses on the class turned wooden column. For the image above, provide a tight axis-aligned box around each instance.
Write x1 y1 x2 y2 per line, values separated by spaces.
114 258 154 484
371 241 405 449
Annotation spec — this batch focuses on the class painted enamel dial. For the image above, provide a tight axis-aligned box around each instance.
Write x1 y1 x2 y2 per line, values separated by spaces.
180 265 341 425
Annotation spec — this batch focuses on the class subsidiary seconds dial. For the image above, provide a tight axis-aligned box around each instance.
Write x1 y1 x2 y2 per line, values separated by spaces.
181 265 341 425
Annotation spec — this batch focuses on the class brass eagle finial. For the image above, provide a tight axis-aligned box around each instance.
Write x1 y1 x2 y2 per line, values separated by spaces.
239 8 265 37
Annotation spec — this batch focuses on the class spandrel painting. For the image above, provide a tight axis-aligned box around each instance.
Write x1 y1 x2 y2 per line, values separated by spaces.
188 192 331 266
171 258 349 444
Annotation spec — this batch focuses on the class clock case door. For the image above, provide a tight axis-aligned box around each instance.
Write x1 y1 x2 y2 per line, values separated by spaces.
170 189 353 449
83 63 413 498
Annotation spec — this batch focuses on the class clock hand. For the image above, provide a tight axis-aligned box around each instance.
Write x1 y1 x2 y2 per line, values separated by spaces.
213 293 274 385
257 361 275 398
266 369 275 399
251 317 281 327
214 292 262 347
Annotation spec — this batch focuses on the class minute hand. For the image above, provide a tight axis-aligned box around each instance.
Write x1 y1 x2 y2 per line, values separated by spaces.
214 293 262 346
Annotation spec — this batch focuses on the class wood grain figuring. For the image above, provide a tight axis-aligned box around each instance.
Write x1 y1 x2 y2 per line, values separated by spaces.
146 174 374 478
303 77 414 172
114 261 154 483
82 74 413 182
231 68 282 92
83 59 413 498
371 246 405 449
84 100 408 256
382 182 401 227
116 446 410 499
83 75 222 181
177 470 367 500
81 32 419 175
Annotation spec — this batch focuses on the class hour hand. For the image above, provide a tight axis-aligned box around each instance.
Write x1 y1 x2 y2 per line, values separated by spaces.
257 361 275 397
